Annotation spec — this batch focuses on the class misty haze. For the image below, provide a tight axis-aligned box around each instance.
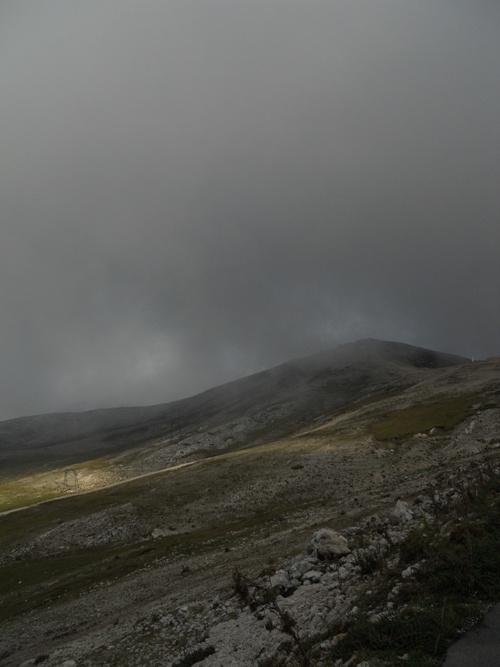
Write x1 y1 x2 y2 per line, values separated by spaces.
0 2 499 666
0 0 499 421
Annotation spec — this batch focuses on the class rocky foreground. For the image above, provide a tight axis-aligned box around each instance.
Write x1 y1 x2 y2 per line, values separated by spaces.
4 440 500 666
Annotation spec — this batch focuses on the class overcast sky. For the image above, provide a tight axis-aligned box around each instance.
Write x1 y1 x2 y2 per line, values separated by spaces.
1 1 499 420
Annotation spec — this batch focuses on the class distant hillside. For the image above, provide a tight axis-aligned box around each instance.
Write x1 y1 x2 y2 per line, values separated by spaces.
0 339 469 475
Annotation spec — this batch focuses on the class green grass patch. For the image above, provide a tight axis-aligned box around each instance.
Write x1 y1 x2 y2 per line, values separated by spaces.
0 440 317 551
369 395 479 441
0 525 233 622
0 456 113 512
0 487 66 513
338 605 455 660
332 597 487 667
414 482 500 599
0 489 317 624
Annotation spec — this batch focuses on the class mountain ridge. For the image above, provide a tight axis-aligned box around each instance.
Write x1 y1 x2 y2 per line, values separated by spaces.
0 339 469 475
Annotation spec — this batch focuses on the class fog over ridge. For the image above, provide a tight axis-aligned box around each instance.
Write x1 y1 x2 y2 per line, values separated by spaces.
0 1 498 420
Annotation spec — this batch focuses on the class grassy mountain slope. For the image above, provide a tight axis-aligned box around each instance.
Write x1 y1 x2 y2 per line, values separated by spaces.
0 343 498 665
0 339 468 480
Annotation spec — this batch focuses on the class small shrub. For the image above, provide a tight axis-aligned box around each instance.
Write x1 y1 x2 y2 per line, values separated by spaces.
334 603 461 663
232 568 309 665
353 547 386 576
399 522 437 567
232 568 250 602
335 475 500 665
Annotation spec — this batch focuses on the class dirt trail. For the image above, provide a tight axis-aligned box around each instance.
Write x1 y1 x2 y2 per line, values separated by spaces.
0 458 204 517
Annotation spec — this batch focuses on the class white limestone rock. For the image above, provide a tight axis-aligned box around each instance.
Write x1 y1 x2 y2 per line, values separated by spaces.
307 529 350 560
389 500 413 524
269 569 294 595
302 570 322 584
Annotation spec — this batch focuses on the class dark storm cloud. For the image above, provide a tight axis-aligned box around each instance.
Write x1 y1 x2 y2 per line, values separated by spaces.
1 1 499 420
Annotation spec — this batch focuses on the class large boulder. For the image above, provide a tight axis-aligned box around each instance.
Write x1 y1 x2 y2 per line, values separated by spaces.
307 528 350 560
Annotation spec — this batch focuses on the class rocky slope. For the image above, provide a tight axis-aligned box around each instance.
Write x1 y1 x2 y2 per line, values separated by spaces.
0 339 468 478
0 342 498 666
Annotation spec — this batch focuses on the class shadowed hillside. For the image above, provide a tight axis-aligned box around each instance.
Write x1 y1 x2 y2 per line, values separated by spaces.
0 339 468 477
